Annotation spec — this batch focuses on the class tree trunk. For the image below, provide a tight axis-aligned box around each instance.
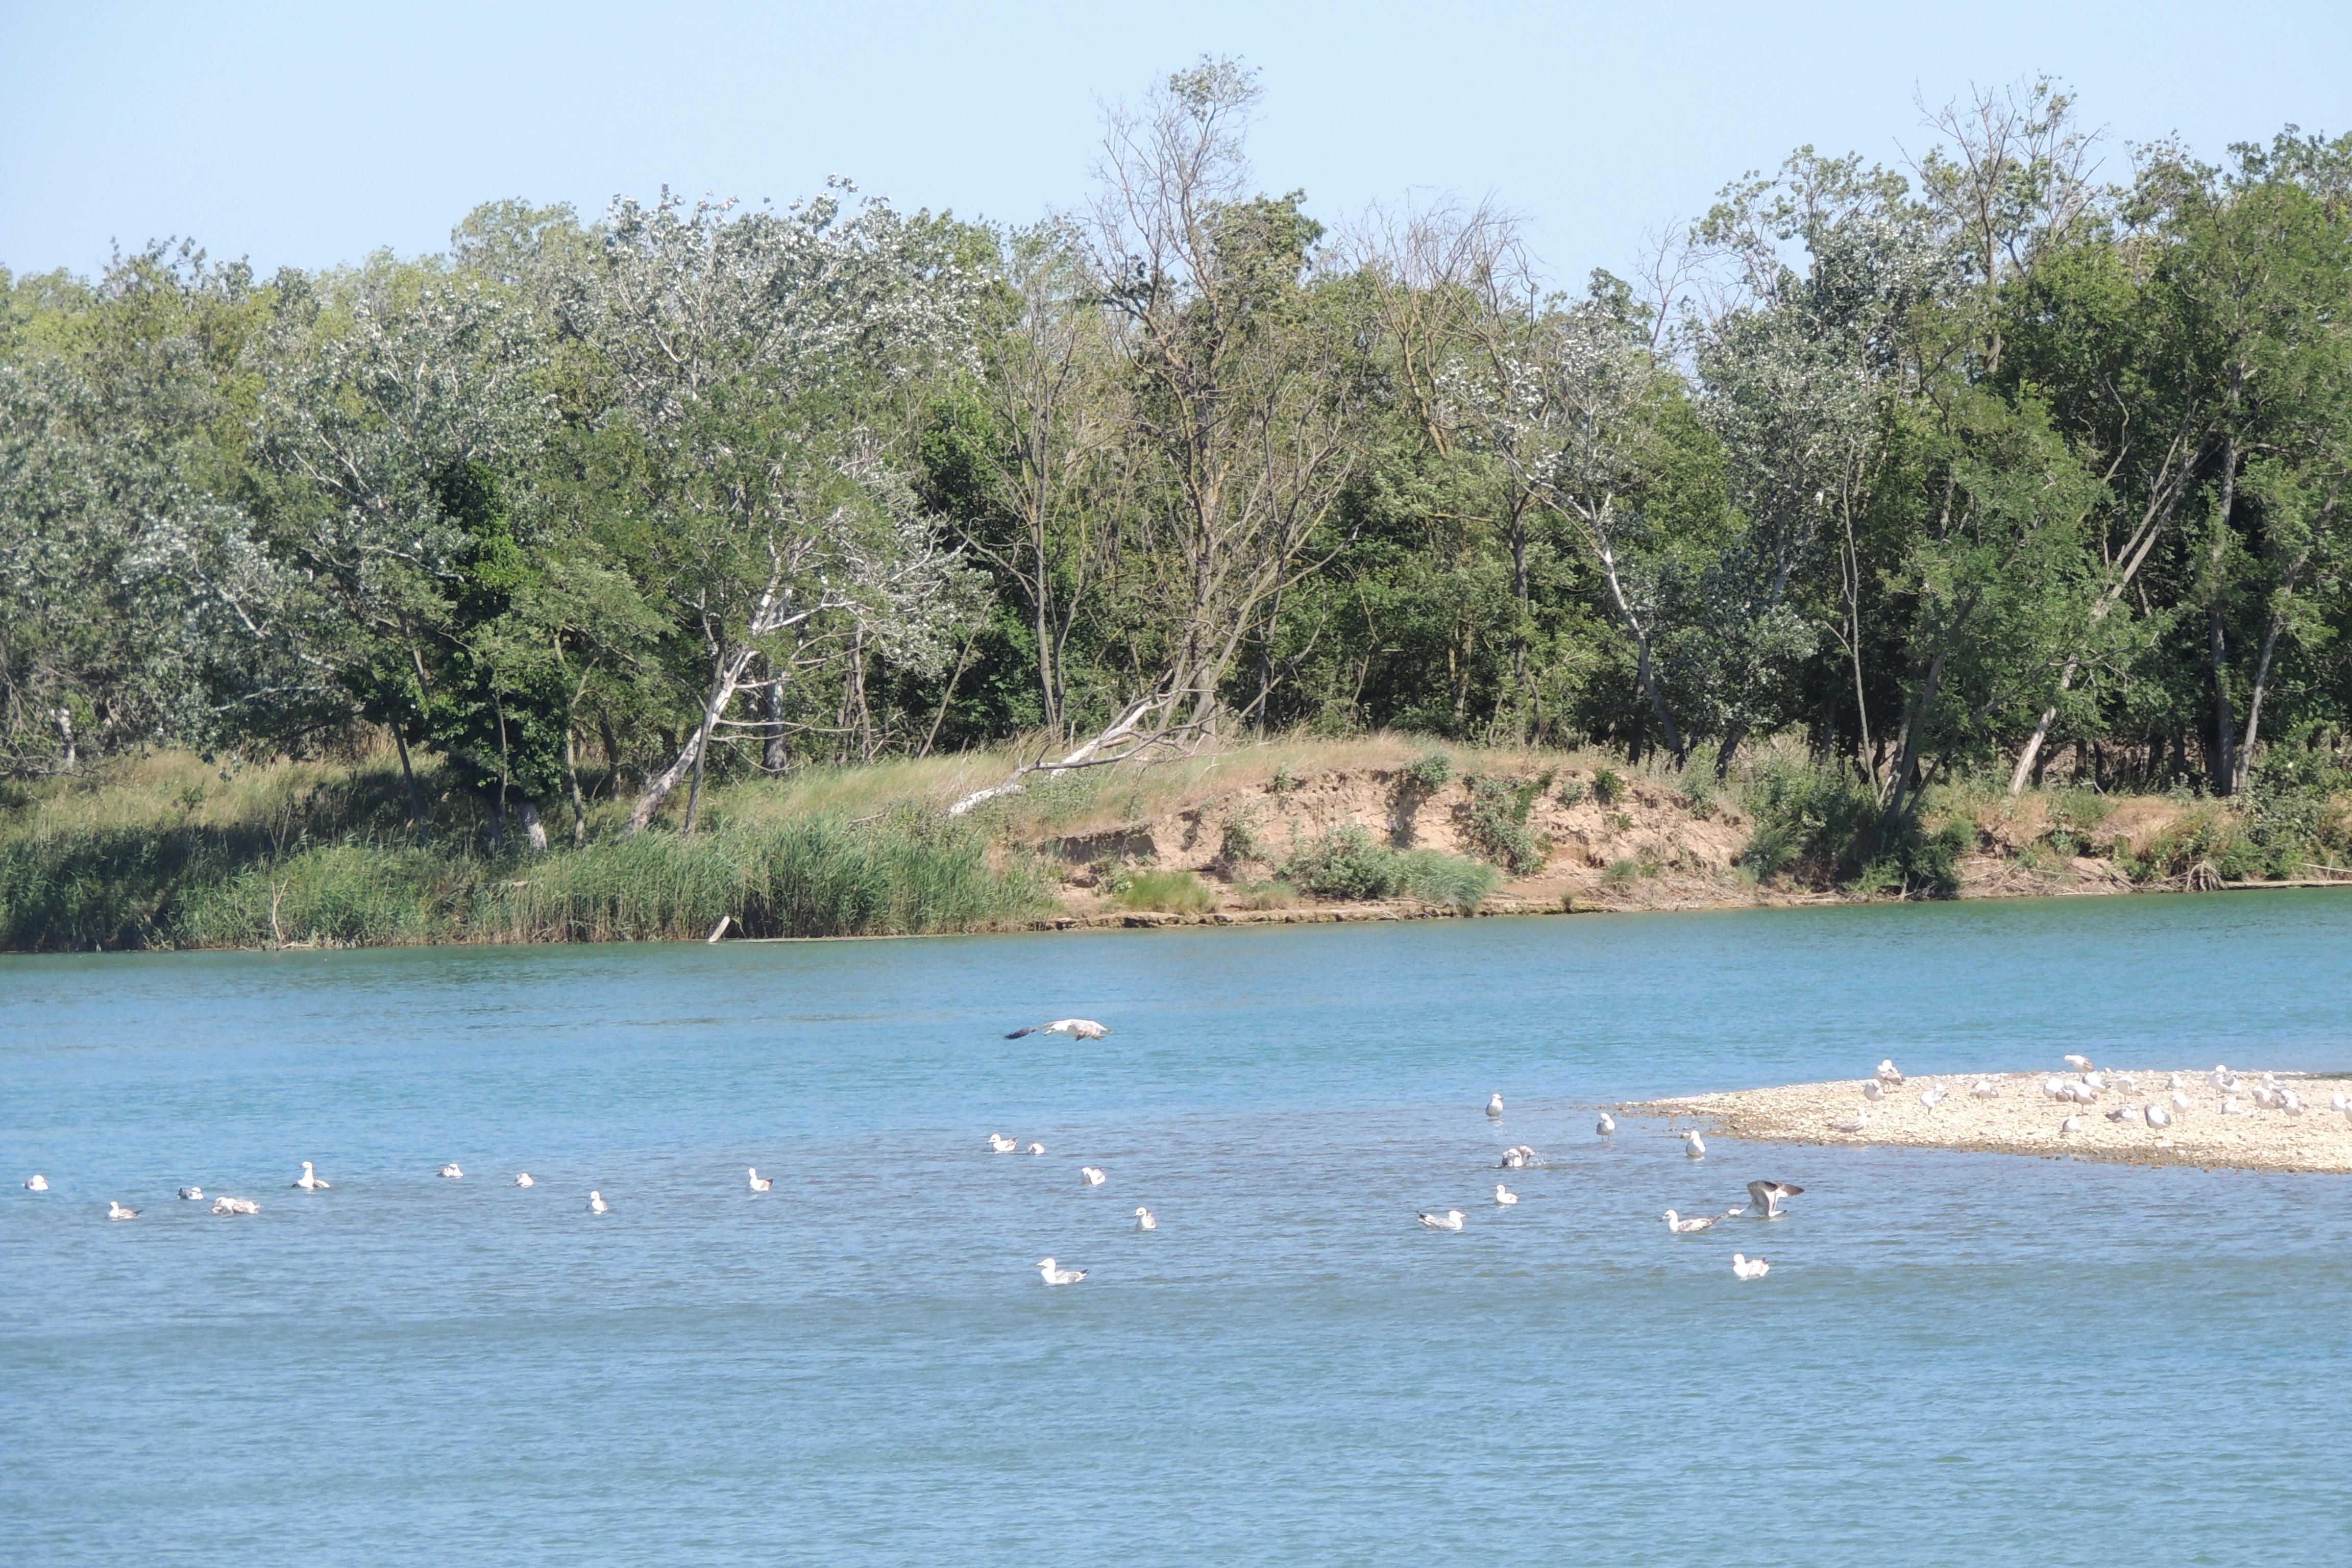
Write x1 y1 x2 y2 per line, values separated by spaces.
2234 552 2308 794
517 799 548 852
392 726 433 845
628 643 763 833
1879 650 1947 830
1714 720 1749 782
761 670 790 774
2205 438 2242 796
54 708 75 772
563 727 587 847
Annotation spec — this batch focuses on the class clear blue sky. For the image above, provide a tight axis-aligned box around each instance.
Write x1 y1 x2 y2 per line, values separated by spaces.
3 0 2346 286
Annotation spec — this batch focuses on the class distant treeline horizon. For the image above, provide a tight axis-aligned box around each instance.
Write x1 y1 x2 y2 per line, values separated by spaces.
4 59 2349 848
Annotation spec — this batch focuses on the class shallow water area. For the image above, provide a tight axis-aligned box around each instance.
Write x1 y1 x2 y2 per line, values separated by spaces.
6 892 2352 1565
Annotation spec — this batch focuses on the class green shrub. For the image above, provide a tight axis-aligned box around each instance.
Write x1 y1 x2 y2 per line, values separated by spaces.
1736 757 1970 897
1395 848 1501 911
1217 816 1266 868
1590 766 1625 806
1460 771 1554 874
1403 750 1454 791
1557 777 1587 807
1110 868 1214 915
1282 823 1496 910
1601 857 1640 889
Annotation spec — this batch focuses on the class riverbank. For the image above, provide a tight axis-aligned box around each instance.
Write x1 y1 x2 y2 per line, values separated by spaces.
3 737 2346 949
1628 1069 2352 1175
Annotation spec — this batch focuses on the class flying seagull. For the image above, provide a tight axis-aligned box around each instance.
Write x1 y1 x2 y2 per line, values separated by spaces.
1746 1180 1803 1218
1038 1258 1088 1285
1006 1019 1110 1041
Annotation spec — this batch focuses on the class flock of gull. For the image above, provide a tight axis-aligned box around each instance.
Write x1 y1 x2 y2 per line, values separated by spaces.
1837 1055 2352 1138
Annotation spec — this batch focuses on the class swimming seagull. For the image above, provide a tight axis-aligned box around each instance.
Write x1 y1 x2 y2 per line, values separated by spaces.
1876 1059 1905 1085
107 1200 139 1220
293 1162 330 1190
514 1173 534 1187
1663 1208 1731 1233
747 1168 772 1192
1495 1184 1519 1206
1080 1167 1106 1186
1730 1253 1771 1280
1680 1130 1706 1160
1831 1108 1868 1134
1037 1257 1088 1285
178 1186 205 1201
1418 1209 1466 1231
437 1164 463 1180
587 1190 609 1214
23 1174 47 1192
1134 1206 1157 1231
1746 1180 1803 1218
1028 1142 1046 1156
1004 1019 1111 1041
987 1134 1018 1154
1596 1113 1616 1136
1486 1093 1505 1118
211 1195 259 1216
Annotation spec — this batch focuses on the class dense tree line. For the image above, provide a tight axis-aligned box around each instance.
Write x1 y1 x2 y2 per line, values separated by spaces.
4 64 2348 845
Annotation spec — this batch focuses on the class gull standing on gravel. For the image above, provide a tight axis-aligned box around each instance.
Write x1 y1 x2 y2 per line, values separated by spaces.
1679 1129 1706 1160
2171 1091 2190 1112
2106 1104 2142 1124
1876 1059 1905 1085
1486 1093 1505 1118
1596 1113 1616 1137
1831 1108 1868 1134
1746 1180 1803 1218
2060 1113 2082 1135
2222 1095 2245 1115
2146 1103 2174 1129
1134 1206 1156 1231
1731 1253 1770 1280
1005 1019 1111 1041
1919 1084 1947 1110
23 1174 48 1192
1495 1184 1519 1206
1863 1079 1884 1101
1080 1167 1106 1186
107 1200 138 1220
1971 1079 2001 1099
2065 1055 2094 1073
1037 1258 1088 1284
747 1168 772 1192
1418 1209 1466 1231
588 1190 609 1214
293 1162 330 1190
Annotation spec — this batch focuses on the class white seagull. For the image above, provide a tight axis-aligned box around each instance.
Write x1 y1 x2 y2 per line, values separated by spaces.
178 1186 205 1201
1863 1079 1884 1101
587 1190 609 1214
1418 1209 1466 1231
748 1167 772 1192
2043 1076 2067 1100
1747 1180 1803 1218
987 1134 1018 1154
437 1164 463 1180
2170 1073 2187 1091
107 1200 139 1220
1970 1079 2001 1099
1596 1113 1616 1136
2222 1095 2245 1115
2061 1113 2082 1135
1486 1093 1505 1118
1134 1206 1156 1231
1663 1208 1729 1233
211 1195 259 1216
1027 1143 1046 1156
1730 1253 1771 1280
293 1162 330 1190
1919 1085 1947 1109
1831 1108 1868 1134
2171 1091 2190 1112
1006 1019 1110 1041
23 1174 47 1192
2145 1103 2174 1129
1495 1184 1519 1206
1080 1167 1106 1186
1680 1129 1706 1160
2065 1054 2094 1072
2105 1104 2142 1124
1037 1257 1088 1284
1876 1059 1905 1085
514 1173 534 1187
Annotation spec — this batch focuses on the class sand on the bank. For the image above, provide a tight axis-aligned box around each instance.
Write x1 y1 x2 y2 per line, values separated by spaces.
1626 1068 2352 1175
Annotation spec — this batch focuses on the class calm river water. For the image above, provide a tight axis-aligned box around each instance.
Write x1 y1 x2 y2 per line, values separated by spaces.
6 893 2351 1565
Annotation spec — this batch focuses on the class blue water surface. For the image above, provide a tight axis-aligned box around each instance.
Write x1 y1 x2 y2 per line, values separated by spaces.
5 893 2351 1565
